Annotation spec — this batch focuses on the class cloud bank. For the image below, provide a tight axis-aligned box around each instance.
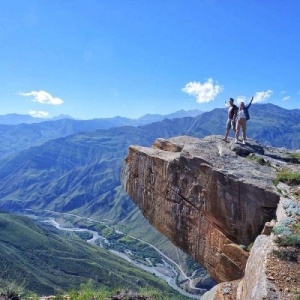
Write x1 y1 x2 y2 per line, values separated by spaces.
29 110 49 118
253 90 273 103
182 78 222 103
19 90 63 105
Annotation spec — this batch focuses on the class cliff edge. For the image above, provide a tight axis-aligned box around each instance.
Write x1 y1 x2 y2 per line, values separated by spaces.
122 135 300 299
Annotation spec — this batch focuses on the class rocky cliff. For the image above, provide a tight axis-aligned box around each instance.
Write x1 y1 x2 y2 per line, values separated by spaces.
122 135 300 299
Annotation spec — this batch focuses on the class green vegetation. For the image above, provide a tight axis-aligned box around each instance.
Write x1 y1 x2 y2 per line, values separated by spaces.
290 153 300 163
247 154 271 166
74 230 94 240
272 224 292 236
0 280 189 300
273 230 300 262
6 107 298 297
294 223 300 233
0 212 182 297
1 281 188 300
85 225 164 266
273 169 300 186
33 211 206 290
65 284 112 300
0 268 25 300
59 284 185 300
57 215 165 266
1 104 299 222
276 234 300 247
273 222 300 262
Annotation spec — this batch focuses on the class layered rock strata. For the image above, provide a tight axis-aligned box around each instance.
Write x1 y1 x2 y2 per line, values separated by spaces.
122 135 281 282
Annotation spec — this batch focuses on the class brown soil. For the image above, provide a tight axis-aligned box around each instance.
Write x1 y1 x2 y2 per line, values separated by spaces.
266 245 300 299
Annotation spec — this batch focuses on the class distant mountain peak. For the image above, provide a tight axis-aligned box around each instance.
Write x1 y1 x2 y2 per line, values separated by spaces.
136 109 203 124
0 113 75 125
51 114 74 120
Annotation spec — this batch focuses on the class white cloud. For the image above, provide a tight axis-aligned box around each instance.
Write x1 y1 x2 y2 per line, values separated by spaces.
282 96 290 101
182 78 222 103
19 90 63 105
253 90 273 103
29 110 49 118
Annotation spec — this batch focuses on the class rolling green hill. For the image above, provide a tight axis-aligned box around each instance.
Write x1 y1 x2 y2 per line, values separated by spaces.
0 211 181 296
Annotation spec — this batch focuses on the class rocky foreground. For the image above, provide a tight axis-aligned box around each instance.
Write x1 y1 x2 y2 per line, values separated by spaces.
122 135 300 300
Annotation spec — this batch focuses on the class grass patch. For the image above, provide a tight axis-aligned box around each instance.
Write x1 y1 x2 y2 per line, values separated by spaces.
63 286 183 300
273 169 300 186
247 155 271 166
62 284 112 300
290 153 300 163
20 286 188 300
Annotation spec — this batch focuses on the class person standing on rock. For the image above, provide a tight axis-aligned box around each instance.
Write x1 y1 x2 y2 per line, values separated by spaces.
235 96 254 144
223 98 238 142
235 97 253 145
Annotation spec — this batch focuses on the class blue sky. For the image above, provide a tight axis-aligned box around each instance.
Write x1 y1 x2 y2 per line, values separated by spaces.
1 1 300 119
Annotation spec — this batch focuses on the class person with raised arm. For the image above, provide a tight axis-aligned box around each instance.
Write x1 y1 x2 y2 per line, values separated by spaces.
235 96 254 144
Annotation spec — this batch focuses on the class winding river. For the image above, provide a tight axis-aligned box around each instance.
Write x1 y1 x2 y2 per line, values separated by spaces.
42 217 206 299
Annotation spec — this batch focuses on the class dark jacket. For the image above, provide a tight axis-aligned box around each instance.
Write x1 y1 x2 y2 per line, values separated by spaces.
244 99 253 120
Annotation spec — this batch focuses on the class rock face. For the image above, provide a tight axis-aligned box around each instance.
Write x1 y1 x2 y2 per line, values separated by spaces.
122 135 282 282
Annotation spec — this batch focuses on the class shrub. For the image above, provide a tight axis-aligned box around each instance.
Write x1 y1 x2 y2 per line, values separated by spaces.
0 268 25 300
272 224 291 236
276 234 300 247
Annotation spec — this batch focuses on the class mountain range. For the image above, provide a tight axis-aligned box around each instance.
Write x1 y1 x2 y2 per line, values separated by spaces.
0 109 202 126
0 109 202 159
0 103 299 236
0 103 299 296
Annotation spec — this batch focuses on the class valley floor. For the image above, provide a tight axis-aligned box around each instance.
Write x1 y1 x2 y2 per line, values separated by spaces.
23 210 215 299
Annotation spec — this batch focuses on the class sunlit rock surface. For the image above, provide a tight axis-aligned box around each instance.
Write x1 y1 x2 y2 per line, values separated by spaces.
122 135 283 282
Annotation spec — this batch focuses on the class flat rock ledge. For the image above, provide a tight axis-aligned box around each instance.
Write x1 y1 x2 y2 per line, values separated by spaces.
122 135 300 299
